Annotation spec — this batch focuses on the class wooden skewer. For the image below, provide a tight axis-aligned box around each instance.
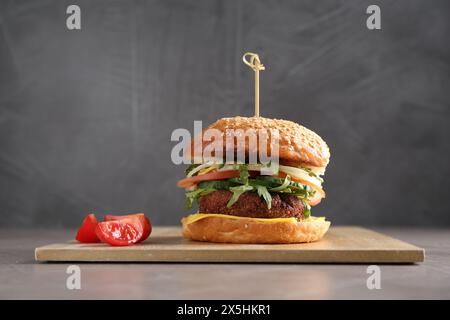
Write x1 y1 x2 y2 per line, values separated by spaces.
243 52 265 117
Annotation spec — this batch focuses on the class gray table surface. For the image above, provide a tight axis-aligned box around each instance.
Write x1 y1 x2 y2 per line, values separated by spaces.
0 228 449 299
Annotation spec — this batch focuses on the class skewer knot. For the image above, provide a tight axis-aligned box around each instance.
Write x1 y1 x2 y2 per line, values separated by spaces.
242 52 265 71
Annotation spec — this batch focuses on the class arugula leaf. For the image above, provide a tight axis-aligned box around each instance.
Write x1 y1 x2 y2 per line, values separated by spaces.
247 178 273 188
238 164 249 184
302 200 311 218
256 185 272 209
185 188 215 209
269 175 291 192
252 176 314 198
227 185 253 208
278 187 293 193
198 180 237 190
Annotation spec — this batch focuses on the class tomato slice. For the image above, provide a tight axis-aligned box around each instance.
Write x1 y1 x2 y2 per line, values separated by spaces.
75 213 100 243
104 213 152 242
177 170 240 188
95 218 143 246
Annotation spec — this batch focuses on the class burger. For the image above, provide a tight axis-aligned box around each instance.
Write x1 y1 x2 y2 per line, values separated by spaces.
177 116 331 243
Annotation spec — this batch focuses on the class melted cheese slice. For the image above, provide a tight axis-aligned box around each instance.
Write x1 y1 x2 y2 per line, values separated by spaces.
182 213 325 225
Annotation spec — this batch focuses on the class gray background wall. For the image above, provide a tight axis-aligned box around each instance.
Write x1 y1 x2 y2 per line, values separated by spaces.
0 0 449 227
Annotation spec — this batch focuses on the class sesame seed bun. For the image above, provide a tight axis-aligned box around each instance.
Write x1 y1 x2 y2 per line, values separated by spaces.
192 116 330 168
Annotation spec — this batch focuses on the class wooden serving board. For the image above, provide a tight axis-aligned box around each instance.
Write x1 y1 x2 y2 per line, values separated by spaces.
35 227 424 263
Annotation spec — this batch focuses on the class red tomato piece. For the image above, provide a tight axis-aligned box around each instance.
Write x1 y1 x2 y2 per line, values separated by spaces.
95 218 144 246
104 213 152 242
75 213 100 243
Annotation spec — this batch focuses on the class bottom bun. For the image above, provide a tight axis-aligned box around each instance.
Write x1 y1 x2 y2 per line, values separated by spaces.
182 216 331 244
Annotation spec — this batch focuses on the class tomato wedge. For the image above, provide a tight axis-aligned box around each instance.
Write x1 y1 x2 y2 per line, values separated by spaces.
75 213 100 243
95 218 143 246
177 170 240 188
277 172 325 206
104 213 152 242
